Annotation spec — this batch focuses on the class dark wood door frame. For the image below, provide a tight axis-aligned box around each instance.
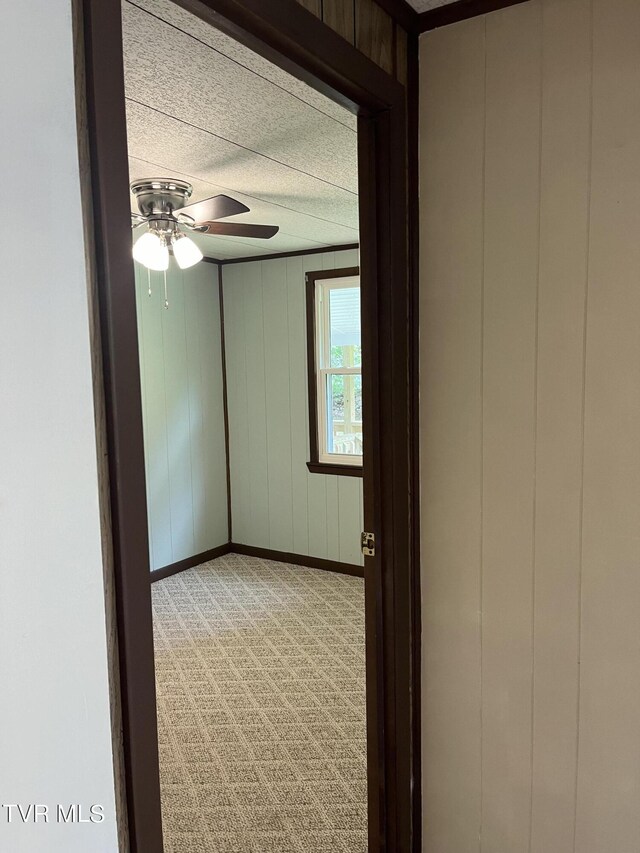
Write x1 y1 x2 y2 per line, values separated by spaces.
82 0 419 850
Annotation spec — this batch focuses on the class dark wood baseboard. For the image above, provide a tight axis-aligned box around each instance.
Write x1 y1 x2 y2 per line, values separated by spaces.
150 541 364 582
231 543 364 578
419 0 528 32
151 542 232 582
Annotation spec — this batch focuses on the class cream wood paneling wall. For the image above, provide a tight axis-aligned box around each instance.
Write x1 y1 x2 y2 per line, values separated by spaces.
222 249 364 566
135 260 228 571
419 2 640 851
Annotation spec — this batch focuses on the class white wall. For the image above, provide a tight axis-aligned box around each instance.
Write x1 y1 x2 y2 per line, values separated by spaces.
420 1 640 851
222 249 364 565
0 1 119 851
135 260 228 571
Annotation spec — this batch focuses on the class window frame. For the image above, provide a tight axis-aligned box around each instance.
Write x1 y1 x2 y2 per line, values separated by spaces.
305 266 363 477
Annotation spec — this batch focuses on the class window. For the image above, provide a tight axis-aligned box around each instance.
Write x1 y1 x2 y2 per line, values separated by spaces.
306 267 362 476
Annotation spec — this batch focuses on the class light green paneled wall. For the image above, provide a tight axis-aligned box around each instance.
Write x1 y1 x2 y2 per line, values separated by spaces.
222 249 364 566
135 260 228 570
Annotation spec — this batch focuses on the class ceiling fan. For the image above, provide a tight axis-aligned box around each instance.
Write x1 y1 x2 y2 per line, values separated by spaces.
130 178 279 271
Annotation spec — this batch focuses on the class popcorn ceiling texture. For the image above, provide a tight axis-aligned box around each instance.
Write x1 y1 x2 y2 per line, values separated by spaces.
122 0 358 259
152 553 367 852
124 0 355 132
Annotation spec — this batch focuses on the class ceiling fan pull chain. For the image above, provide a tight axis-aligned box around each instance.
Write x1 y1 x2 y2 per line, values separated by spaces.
147 266 152 297
163 269 169 309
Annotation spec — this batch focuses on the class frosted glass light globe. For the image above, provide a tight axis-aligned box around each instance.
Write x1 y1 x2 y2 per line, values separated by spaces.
172 234 203 269
133 231 169 271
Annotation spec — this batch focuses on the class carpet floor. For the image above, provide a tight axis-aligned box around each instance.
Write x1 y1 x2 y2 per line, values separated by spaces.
152 552 367 853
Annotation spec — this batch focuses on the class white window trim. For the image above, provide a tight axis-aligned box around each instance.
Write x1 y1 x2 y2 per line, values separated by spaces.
314 276 362 467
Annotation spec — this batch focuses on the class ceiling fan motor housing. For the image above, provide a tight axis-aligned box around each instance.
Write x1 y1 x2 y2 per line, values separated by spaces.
129 178 278 241
131 178 193 218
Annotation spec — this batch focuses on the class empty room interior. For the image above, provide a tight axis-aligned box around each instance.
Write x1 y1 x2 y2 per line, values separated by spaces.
123 1 366 849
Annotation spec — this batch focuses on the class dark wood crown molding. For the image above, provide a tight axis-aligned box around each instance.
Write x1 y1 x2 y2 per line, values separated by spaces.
419 0 528 32
206 242 359 266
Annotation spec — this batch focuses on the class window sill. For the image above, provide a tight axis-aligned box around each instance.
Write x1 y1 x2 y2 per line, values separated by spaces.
307 461 363 478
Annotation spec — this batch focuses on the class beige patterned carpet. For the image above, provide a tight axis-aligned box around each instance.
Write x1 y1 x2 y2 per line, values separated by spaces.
152 552 367 853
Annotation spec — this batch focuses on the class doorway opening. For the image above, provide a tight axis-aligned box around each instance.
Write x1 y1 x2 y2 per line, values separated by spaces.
123 5 366 842
82 0 418 850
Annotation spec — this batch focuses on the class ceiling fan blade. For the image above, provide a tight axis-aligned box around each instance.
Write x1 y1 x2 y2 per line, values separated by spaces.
200 222 279 239
176 194 249 222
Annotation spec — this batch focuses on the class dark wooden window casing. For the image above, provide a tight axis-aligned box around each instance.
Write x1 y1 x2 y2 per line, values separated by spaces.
306 266 363 477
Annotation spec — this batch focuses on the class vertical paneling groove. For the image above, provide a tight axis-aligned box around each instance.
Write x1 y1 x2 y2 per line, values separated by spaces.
323 0 356 43
420 17 485 853
297 0 405 77
421 1 640 851
287 256 311 556
137 269 172 569
530 1 591 850
162 267 196 562
199 263 229 548
294 0 322 18
135 261 228 570
482 5 542 849
263 258 294 552
217 266 233 543
243 262 270 547
134 264 151 570
338 478 361 563
395 25 408 85
222 250 364 566
575 1 640 850
355 0 394 74
224 263 251 545
184 264 206 553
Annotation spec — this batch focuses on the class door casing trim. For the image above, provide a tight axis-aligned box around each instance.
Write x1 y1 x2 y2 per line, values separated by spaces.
81 0 419 849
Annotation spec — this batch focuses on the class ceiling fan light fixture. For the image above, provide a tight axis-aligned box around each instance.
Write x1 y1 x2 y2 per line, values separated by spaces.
133 230 169 271
172 233 203 269
129 180 278 272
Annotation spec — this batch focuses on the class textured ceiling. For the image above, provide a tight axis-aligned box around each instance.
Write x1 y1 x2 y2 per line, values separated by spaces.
405 0 458 12
122 0 358 259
